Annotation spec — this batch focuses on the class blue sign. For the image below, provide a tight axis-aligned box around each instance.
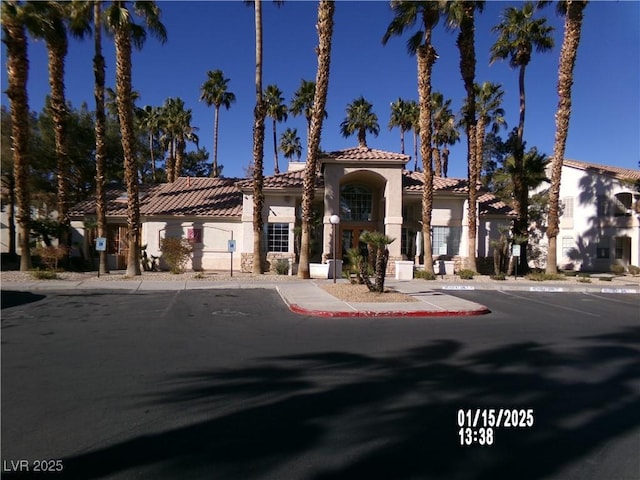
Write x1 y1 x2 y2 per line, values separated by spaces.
95 237 107 252
227 240 236 253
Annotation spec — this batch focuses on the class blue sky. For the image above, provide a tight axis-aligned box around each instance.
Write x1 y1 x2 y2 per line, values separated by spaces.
2 1 639 180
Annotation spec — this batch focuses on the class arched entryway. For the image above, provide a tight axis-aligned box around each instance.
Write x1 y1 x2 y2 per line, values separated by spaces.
337 171 386 262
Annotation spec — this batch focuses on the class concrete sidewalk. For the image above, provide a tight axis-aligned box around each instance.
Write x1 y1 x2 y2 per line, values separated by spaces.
1 272 638 317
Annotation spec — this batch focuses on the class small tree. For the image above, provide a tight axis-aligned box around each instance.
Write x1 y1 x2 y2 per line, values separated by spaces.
160 237 193 274
34 245 69 271
359 231 395 293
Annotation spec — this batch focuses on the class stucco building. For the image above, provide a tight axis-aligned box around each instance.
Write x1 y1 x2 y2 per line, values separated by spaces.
68 146 514 275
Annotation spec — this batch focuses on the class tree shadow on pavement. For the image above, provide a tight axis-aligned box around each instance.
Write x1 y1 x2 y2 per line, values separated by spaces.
13 328 639 480
1 290 46 309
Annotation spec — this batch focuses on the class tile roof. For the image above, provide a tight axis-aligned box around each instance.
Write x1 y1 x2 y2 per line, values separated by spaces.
70 183 164 217
563 159 640 181
478 192 517 216
403 171 516 216
142 177 242 217
235 169 324 190
322 146 410 163
402 170 469 193
70 177 243 218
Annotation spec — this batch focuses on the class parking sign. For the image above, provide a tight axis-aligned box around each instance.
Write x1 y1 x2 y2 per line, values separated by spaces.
96 237 107 252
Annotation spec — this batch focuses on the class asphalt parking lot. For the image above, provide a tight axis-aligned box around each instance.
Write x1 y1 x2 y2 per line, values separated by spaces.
2 288 639 480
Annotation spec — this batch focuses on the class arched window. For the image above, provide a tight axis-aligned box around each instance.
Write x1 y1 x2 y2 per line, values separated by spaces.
340 184 373 221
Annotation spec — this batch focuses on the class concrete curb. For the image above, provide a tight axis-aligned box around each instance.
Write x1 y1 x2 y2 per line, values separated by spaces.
287 304 491 318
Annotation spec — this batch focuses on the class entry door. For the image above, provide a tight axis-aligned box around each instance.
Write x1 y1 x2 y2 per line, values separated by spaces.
341 228 369 261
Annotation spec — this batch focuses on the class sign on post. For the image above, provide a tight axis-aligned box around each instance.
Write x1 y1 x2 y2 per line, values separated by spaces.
511 244 521 258
227 239 236 277
95 237 107 252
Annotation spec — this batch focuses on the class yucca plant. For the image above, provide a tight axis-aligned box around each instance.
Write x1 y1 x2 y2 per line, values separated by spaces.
359 231 395 293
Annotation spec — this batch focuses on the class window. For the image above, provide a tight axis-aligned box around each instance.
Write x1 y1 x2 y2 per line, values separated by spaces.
340 184 373 221
562 197 573 219
614 193 632 216
596 238 610 259
401 228 417 257
187 228 203 244
432 226 461 256
561 237 574 258
267 223 289 252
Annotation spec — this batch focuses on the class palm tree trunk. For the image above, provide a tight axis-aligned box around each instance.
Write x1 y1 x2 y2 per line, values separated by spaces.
4 9 32 271
466 122 478 271
272 118 279 175
174 135 184 179
546 0 587 274
252 0 265 274
298 0 334 279
417 39 436 274
413 129 418 172
94 0 109 275
7 176 17 256
400 128 405 154
458 2 478 272
149 132 156 182
115 24 141 276
513 64 528 272
166 141 175 183
212 105 219 177
47 39 71 251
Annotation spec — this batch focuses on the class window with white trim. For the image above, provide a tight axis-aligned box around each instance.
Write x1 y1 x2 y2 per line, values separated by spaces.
267 223 289 252
561 237 574 258
432 226 461 256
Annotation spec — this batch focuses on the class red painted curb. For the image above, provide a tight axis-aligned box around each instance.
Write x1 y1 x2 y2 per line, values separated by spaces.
288 304 491 318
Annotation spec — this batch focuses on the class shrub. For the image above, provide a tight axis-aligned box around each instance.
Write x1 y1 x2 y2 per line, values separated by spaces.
458 269 476 280
628 265 640 275
30 269 58 280
577 276 591 283
526 272 566 282
160 237 194 274
274 258 290 275
415 269 436 280
490 273 506 281
610 264 625 275
33 245 69 271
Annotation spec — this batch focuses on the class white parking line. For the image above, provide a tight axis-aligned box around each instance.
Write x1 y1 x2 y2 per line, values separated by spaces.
498 290 601 317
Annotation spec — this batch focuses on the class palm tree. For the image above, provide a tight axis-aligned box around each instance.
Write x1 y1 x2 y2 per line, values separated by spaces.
340 96 380 148
289 79 316 143
440 115 459 177
298 0 334 279
251 0 266 274
491 1 554 271
138 105 161 182
160 98 198 180
93 0 108 275
29 1 90 251
383 0 441 274
546 0 588 274
199 69 236 178
264 84 288 174
279 127 302 162
104 0 166 277
2 1 33 271
444 0 484 272
474 81 506 180
407 99 420 171
388 98 413 154
430 91 453 177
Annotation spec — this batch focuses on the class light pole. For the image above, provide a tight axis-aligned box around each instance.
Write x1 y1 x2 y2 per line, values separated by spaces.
329 214 340 283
